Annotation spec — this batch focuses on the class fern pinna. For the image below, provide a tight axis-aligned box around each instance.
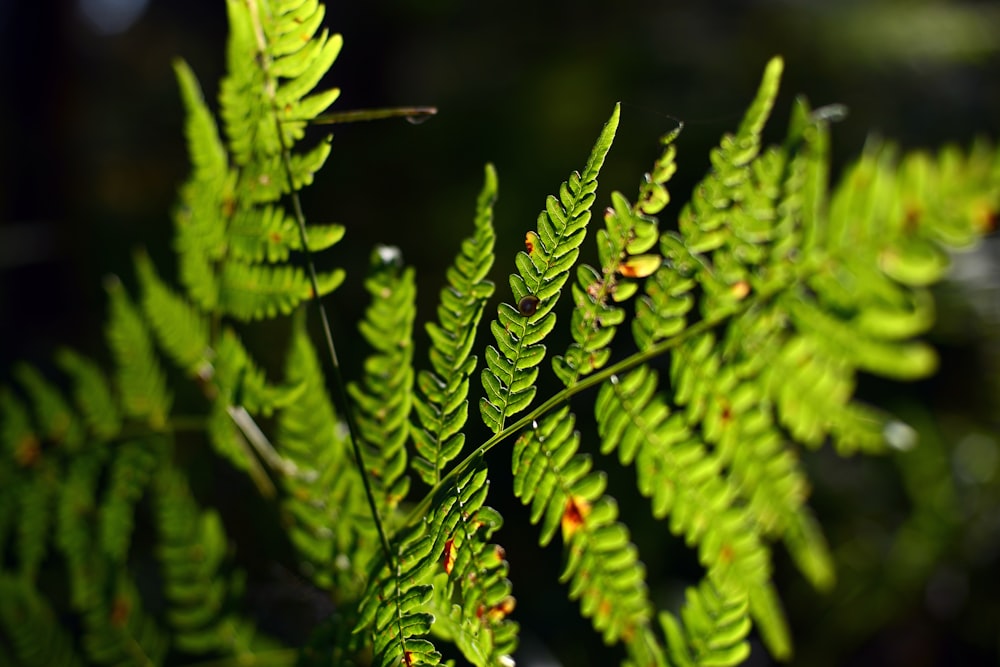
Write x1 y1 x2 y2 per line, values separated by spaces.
0 1 997 666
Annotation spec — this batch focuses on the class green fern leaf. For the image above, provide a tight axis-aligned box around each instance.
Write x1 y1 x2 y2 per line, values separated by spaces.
480 104 620 433
423 457 517 665
0 575 85 667
220 0 340 172
220 261 344 322
55 348 122 441
206 402 276 498
172 58 229 312
82 573 168 667
228 202 345 263
55 452 106 611
0 388 40 467
660 581 752 667
355 524 442 667
15 468 55 581
174 57 229 189
176 1 346 324
215 328 304 417
98 439 163 564
155 465 275 658
105 277 172 430
412 164 497 485
554 124 680 386
513 407 661 659
134 250 212 377
595 367 771 593
53 451 169 666
356 460 514 666
278 310 375 592
632 231 699 349
348 246 417 515
677 57 782 262
14 363 84 450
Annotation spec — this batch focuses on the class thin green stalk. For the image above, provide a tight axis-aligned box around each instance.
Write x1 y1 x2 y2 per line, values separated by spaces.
401 295 762 530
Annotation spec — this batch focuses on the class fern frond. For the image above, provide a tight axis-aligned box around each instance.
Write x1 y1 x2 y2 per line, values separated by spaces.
631 232 699 349
220 261 345 322
55 451 105 611
355 524 442 667
423 458 517 665
54 451 169 666
175 1 346 323
14 469 54 581
0 575 84 667
55 348 122 442
172 58 229 312
278 310 374 592
221 0 341 172
553 124 680 386
98 439 163 563
0 387 40 468
134 251 212 377
412 164 498 486
155 464 275 658
659 581 752 667
105 276 172 430
228 202 345 263
513 407 661 658
348 246 417 516
199 326 305 493
480 104 620 433
595 367 772 595
677 57 782 264
769 110 994 453
215 328 304 417
357 456 516 667
14 363 84 450
81 574 169 667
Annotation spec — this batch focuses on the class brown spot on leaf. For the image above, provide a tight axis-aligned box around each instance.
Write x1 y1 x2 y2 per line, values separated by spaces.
524 230 540 255
110 595 131 628
486 595 516 622
15 436 40 467
561 495 591 541
618 254 661 278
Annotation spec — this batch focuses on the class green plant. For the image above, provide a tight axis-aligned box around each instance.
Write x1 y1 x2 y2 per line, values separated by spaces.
0 0 996 665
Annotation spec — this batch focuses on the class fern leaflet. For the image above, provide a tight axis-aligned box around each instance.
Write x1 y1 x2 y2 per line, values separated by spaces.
348 246 417 518
480 104 620 433
278 310 374 594
659 581 752 667
412 164 498 486
513 407 661 661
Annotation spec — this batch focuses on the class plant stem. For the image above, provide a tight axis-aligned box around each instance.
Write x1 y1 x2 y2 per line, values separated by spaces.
246 0 396 568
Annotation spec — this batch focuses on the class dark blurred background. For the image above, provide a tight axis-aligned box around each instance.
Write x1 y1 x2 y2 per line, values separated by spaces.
2 1 1000 665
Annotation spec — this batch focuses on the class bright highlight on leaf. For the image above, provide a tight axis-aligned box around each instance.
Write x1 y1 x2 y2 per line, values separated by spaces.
443 538 456 575
618 254 662 279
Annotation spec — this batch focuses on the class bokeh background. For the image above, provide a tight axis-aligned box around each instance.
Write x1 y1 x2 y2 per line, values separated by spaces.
2 0 1000 665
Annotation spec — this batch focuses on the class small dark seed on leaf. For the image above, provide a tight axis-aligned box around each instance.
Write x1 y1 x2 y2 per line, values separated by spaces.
518 294 540 317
